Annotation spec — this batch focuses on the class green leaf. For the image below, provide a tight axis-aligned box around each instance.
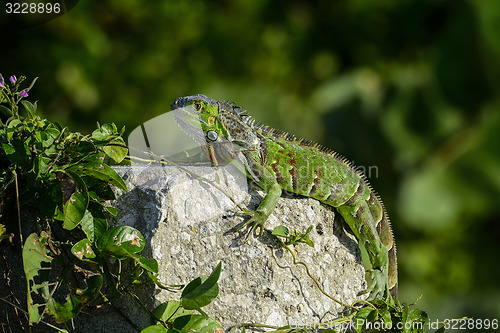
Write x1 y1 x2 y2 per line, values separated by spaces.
103 137 128 164
408 308 429 323
151 300 194 325
45 295 81 323
45 275 103 323
141 325 168 333
0 104 11 117
1 139 31 166
63 189 88 229
74 140 97 157
35 127 58 149
71 238 96 261
77 275 102 303
91 123 128 163
6 119 22 139
0 224 11 243
79 210 94 241
136 256 158 273
35 155 52 176
378 307 392 325
304 237 314 247
69 160 127 192
92 123 116 140
81 206 107 243
406 308 429 333
271 225 290 237
21 232 101 323
22 232 53 323
171 314 223 332
369 299 387 307
86 177 117 201
181 262 221 314
21 100 36 118
353 307 374 333
97 225 145 258
62 171 89 230
366 307 379 323
106 206 118 216
147 272 184 291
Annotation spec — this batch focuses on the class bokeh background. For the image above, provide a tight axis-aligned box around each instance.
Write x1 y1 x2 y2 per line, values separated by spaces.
1 0 499 329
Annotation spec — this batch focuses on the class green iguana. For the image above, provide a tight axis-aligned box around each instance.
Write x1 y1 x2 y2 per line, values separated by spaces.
170 94 397 300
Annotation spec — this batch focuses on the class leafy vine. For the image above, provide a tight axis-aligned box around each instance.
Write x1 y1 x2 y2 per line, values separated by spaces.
0 75 223 332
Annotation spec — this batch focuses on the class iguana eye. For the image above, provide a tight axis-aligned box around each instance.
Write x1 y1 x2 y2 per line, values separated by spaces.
194 102 202 110
206 130 218 141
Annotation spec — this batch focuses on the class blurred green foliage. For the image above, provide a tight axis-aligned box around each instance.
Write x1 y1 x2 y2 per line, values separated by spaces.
1 0 499 327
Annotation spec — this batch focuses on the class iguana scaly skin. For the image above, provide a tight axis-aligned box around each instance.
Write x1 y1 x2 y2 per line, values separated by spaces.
170 94 398 300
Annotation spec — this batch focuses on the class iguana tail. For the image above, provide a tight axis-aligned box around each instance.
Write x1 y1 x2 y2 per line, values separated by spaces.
336 180 398 299
370 192 398 298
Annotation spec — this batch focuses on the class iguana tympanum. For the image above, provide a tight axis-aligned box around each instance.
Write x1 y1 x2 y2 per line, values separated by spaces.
170 94 397 300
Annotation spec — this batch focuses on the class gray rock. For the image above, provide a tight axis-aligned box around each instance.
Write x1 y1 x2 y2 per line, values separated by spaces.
0 164 366 332
106 165 366 331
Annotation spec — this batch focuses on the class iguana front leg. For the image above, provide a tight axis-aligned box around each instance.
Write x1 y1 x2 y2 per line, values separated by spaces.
235 160 282 237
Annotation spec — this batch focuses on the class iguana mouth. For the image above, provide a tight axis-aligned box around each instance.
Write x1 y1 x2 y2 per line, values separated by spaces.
171 94 219 147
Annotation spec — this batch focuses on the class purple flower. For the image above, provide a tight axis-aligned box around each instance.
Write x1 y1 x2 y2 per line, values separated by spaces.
9 75 16 84
0 74 4 87
19 89 29 97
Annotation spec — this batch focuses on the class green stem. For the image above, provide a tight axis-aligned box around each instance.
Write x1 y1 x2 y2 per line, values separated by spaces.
13 170 22 248
275 233 355 309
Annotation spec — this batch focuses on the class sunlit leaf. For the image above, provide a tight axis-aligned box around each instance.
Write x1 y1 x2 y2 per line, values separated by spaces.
147 272 184 291
70 160 127 192
71 238 96 261
97 225 145 258
21 100 36 118
171 314 223 332
151 300 194 325
103 137 128 164
106 206 118 216
61 171 89 230
22 232 53 323
23 232 102 323
181 262 221 314
136 256 158 273
141 325 167 333
271 225 289 237
81 206 107 242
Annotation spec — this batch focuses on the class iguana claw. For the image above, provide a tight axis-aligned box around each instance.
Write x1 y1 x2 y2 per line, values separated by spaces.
234 209 266 238
363 268 390 301
235 207 254 217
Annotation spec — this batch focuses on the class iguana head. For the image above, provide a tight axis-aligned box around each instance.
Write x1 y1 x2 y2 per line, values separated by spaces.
171 94 260 165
